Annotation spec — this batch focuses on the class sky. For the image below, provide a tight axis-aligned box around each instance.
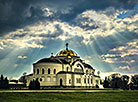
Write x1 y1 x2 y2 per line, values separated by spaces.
0 0 138 78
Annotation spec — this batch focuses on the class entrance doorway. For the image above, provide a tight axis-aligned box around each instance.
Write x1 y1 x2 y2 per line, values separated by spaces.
60 79 63 86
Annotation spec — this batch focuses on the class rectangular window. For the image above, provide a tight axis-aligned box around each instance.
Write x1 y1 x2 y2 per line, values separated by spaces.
76 78 81 83
79 78 81 83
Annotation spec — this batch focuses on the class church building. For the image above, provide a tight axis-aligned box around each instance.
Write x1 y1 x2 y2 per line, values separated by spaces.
26 43 101 88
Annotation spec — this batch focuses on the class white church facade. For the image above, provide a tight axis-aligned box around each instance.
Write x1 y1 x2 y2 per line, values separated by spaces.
26 43 101 88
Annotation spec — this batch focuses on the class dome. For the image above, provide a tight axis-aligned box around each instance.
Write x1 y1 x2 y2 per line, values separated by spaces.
56 49 77 56
56 43 77 57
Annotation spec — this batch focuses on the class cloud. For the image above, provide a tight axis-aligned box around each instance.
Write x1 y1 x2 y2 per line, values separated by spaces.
17 56 27 59
0 0 137 36
101 39 138 72
74 8 138 36
115 66 130 71
43 8 54 17
0 6 137 50
0 39 44 49
14 64 19 68
0 0 138 78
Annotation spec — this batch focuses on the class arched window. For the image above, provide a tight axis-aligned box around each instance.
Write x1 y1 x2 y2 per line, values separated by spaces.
86 70 88 74
40 78 42 81
88 78 89 84
54 69 56 74
67 67 69 72
42 69 45 74
37 69 39 74
91 78 93 84
84 78 86 84
48 68 50 74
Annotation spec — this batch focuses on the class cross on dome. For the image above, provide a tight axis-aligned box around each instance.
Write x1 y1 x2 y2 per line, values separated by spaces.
66 43 68 50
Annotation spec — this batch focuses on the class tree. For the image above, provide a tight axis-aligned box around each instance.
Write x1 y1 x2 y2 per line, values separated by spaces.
19 72 27 86
121 75 129 89
109 73 122 89
29 79 40 90
96 84 99 88
103 77 110 88
29 81 33 90
35 78 40 90
110 77 122 88
0 74 4 80
129 75 138 90
32 80 36 90
97 71 100 76
104 73 130 89
23 72 27 76
0 75 9 89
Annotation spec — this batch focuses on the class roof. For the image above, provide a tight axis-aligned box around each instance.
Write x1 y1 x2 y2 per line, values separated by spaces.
83 63 94 69
26 74 33 77
34 57 69 65
57 71 84 75
59 59 69 64
9 82 24 85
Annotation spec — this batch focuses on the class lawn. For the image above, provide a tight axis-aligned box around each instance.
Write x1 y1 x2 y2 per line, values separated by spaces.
0 90 138 102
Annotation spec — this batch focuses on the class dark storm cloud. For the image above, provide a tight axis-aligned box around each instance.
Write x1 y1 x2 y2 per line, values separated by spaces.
0 0 137 36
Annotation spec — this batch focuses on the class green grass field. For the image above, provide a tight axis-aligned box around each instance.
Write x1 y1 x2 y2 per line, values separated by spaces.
0 90 138 102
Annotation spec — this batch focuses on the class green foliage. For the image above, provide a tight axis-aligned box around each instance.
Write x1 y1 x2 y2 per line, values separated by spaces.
129 75 138 90
0 74 4 80
103 77 110 88
29 78 40 90
19 72 27 87
103 74 130 89
0 74 9 89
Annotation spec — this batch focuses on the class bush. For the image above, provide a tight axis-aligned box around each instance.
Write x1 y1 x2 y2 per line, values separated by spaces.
29 79 40 90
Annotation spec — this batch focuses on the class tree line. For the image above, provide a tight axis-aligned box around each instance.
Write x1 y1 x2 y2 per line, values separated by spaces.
103 73 138 90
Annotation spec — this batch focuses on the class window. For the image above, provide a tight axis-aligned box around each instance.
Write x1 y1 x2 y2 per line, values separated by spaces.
37 69 39 74
48 68 50 74
88 78 89 84
69 79 71 84
84 78 86 84
42 69 45 74
67 67 69 72
92 71 94 75
96 80 99 84
54 69 56 74
91 79 93 84
53 77 56 81
40 78 42 81
47 77 51 81
40 77 45 82
86 70 88 74
76 78 81 83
